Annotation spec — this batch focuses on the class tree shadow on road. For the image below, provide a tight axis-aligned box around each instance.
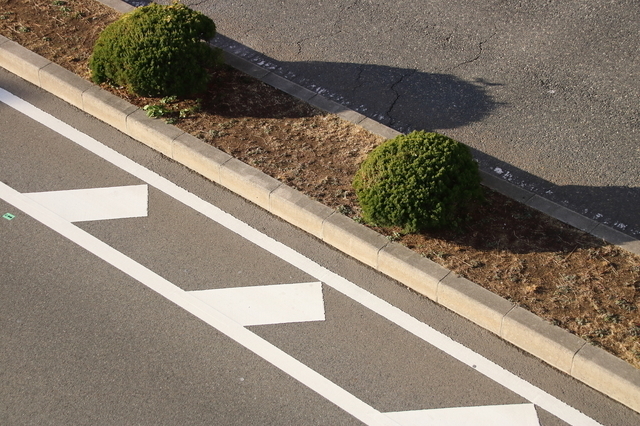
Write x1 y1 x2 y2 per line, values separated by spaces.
475 153 640 246
275 61 503 131
213 34 640 243
213 34 503 129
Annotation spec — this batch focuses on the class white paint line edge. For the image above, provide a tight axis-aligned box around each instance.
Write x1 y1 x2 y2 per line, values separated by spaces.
0 88 602 426
189 282 325 326
385 403 540 426
24 184 148 222
0 181 400 426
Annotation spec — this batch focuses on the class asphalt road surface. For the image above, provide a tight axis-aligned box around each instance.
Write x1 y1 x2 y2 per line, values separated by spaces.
2 61 640 424
147 0 640 240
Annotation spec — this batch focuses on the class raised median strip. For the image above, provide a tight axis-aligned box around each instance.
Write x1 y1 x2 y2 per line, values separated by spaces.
438 273 515 336
502 306 587 374
82 85 137 134
172 132 233 185
2 33 640 413
39 62 93 110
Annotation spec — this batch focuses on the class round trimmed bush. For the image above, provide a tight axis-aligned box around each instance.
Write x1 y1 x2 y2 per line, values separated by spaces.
89 2 221 97
353 131 483 232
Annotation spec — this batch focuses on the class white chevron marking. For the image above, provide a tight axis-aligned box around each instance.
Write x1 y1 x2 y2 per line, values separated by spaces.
189 282 325 326
24 184 148 222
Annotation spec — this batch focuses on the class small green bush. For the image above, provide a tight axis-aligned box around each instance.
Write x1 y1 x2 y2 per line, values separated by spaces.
353 131 483 232
89 2 221 97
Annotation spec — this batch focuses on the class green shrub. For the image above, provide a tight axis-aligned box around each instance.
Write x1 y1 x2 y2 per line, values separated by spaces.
353 131 483 232
89 2 221 97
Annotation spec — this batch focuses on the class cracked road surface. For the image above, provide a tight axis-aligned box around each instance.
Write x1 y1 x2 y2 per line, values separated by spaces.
151 0 640 239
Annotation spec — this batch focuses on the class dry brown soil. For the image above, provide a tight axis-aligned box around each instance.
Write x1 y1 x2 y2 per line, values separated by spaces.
2 0 640 367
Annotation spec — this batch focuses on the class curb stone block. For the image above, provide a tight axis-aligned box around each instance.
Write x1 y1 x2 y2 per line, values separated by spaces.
269 185 334 239
221 51 271 80
0 40 50 86
262 72 317 101
502 306 586 374
219 157 282 210
358 117 402 140
321 212 389 269
377 242 448 301
336 108 367 125
526 195 600 234
479 171 535 204
125 109 184 158
95 0 134 13
172 133 232 185
572 343 640 413
39 62 93 110
82 86 138 133
437 274 514 335
590 224 640 256
307 94 348 115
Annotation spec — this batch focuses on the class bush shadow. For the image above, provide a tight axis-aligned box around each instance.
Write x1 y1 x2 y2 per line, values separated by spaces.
446 156 640 254
418 183 640 256
272 61 502 131
212 34 502 127
211 36 640 251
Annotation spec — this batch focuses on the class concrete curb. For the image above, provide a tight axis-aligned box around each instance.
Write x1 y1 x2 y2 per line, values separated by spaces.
2 31 640 413
217 52 640 257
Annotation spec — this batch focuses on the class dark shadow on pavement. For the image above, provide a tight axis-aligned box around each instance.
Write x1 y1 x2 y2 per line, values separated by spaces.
419 175 639 254
475 150 640 243
213 34 502 131
274 61 503 131
212 34 640 240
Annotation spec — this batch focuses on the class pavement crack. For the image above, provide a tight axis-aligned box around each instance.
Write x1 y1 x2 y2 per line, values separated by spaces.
295 36 310 56
387 69 418 128
447 31 497 72
352 64 366 91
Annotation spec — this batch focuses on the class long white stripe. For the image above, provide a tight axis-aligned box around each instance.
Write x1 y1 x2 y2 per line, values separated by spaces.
0 181 399 426
0 88 601 425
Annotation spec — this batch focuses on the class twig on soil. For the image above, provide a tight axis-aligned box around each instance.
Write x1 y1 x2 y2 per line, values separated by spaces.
564 246 578 261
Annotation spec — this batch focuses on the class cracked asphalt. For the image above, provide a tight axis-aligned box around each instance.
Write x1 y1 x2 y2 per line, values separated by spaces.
149 0 639 238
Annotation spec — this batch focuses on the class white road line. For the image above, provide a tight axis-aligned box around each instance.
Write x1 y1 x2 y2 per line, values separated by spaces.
385 403 540 426
0 88 602 426
0 181 400 426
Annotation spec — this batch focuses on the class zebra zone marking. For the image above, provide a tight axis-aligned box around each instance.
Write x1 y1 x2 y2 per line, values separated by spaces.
0 88 601 425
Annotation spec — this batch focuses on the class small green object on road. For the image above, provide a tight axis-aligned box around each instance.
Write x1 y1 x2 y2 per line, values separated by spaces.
3 212 15 220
